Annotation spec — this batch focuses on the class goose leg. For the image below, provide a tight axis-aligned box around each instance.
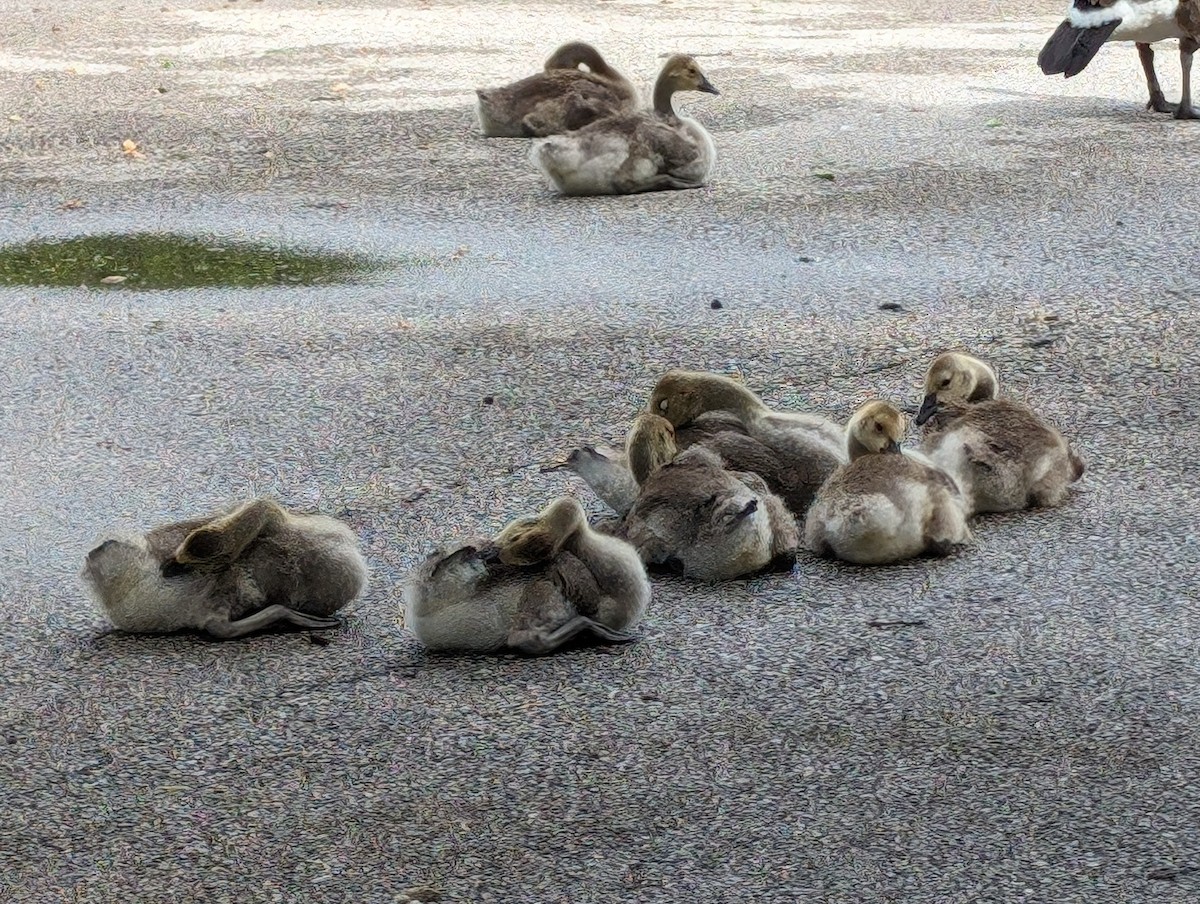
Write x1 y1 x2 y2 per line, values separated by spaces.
629 174 705 193
1138 43 1177 112
205 606 343 639
1176 37 1199 120
509 615 638 655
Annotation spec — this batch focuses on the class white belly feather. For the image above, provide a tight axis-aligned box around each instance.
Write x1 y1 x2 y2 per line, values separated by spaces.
1068 0 1186 44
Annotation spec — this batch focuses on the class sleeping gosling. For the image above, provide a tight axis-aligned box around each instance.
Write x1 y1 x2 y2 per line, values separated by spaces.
82 497 367 638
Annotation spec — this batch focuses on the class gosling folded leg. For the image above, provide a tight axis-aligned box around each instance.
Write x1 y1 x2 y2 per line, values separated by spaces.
205 605 343 639
509 615 638 655
623 174 705 193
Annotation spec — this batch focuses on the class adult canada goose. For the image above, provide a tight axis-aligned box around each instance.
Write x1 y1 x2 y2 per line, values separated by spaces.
915 352 1086 514
403 497 649 654
1038 0 1200 119
805 401 972 565
82 498 367 638
476 41 639 137
531 54 720 195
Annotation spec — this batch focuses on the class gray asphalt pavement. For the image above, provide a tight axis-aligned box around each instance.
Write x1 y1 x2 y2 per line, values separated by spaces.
2 1 1199 902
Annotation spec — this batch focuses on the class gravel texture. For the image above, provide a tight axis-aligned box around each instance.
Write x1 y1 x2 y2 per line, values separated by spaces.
2 1 1200 902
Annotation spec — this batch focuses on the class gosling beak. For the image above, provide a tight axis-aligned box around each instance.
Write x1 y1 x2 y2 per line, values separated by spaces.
735 498 759 522
914 392 940 426
697 74 720 96
160 558 192 578
539 460 568 473
478 545 503 565
87 539 116 561
885 439 903 455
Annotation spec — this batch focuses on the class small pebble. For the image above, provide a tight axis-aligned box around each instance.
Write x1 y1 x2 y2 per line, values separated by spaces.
878 302 903 312
481 395 495 405
308 634 332 647
710 299 723 310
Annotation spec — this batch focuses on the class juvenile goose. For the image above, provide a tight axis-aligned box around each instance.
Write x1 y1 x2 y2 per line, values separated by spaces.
648 370 846 508
403 497 649 654
532 54 720 195
619 413 799 581
650 370 845 448
476 42 639 137
805 401 972 565
82 498 368 638
915 352 1086 515
1038 0 1200 119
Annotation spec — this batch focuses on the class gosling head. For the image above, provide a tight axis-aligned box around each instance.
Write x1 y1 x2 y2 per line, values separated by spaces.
544 41 610 75
916 352 999 425
81 535 168 605
625 413 678 484
846 400 907 461
492 497 588 566
426 543 493 587
658 54 719 96
539 445 619 475
648 370 757 427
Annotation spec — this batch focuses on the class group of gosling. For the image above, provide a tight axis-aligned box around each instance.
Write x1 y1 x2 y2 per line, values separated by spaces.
84 352 1085 655
475 41 720 196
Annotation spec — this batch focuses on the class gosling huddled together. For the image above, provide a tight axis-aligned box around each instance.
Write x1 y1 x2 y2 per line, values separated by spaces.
476 42 720 195
82 351 1087 655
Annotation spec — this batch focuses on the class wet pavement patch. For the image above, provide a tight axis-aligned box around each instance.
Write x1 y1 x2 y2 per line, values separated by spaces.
0 233 379 289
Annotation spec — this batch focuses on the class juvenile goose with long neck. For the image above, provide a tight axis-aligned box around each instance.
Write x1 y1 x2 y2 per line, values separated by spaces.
531 54 720 195
1038 1 1200 119
476 41 639 137
541 442 641 516
916 352 1086 515
403 497 649 655
805 401 971 565
82 498 367 638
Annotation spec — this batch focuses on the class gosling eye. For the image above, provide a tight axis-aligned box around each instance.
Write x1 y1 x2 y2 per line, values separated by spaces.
659 399 669 411
939 378 951 388
875 423 883 433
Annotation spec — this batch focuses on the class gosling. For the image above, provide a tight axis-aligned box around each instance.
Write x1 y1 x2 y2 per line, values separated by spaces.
619 413 799 581
805 400 971 565
916 352 1086 515
476 41 639 137
403 497 649 655
82 497 367 638
532 54 719 195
